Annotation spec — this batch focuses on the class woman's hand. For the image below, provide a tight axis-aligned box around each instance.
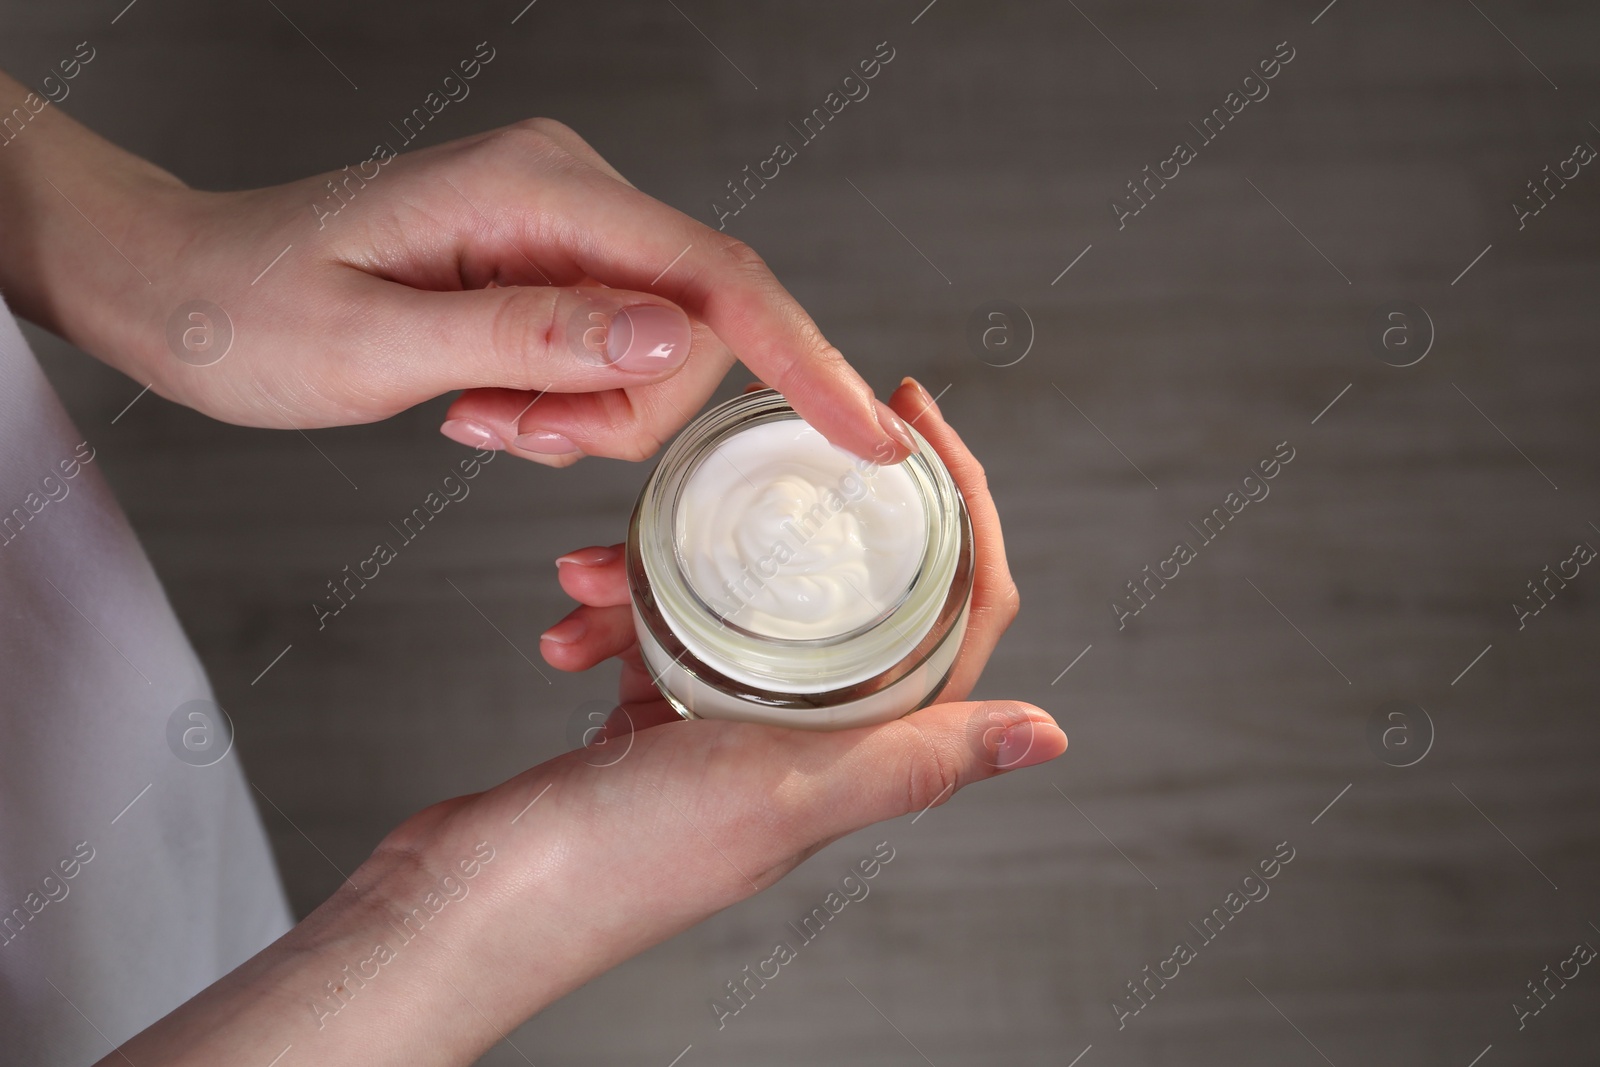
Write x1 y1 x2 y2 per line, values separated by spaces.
110 668 1061 1067
101 378 1058 1066
543 377 1022 715
0 72 916 465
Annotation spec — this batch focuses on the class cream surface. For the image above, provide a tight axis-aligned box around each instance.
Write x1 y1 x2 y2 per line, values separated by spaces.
674 419 927 640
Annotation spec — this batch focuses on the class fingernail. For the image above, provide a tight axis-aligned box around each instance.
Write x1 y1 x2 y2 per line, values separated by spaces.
540 614 587 645
555 545 621 568
607 305 691 373
440 418 504 450
901 376 938 415
875 400 919 457
513 430 582 455
995 721 1066 771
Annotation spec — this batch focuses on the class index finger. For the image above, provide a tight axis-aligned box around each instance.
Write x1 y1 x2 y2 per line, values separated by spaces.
460 132 917 462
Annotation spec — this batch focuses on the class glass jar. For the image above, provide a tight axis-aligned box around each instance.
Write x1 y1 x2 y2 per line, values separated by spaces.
626 389 973 730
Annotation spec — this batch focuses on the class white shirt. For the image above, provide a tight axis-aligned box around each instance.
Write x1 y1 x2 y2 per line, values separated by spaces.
0 298 291 1065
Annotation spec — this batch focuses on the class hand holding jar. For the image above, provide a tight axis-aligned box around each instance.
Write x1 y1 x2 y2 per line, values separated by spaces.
119 382 1063 1065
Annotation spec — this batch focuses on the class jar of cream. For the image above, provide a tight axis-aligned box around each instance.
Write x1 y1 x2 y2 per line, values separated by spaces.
626 389 973 730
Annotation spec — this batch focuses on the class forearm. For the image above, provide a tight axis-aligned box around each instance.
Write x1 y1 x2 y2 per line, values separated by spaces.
0 68 187 372
97 767 704 1067
106 830 542 1067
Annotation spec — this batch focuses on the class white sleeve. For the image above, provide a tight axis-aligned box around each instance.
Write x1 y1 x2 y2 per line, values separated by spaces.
0 298 292 1067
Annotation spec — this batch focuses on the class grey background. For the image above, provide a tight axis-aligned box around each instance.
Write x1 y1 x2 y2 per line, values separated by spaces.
7 0 1600 1063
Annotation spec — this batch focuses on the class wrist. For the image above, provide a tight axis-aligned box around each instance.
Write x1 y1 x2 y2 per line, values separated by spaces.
0 70 189 372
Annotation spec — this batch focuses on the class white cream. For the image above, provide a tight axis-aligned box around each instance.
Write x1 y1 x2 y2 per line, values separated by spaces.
673 418 927 641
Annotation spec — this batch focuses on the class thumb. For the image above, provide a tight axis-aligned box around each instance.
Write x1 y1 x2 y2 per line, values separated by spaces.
351 274 694 399
794 700 1066 836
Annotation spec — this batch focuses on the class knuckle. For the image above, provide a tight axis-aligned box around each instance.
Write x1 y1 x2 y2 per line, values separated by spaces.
769 333 846 400
999 580 1021 626
715 235 771 278
971 562 1019 632
518 116 579 141
514 118 624 182
498 121 552 153
493 119 578 167
487 287 565 383
959 467 998 524
896 719 963 816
